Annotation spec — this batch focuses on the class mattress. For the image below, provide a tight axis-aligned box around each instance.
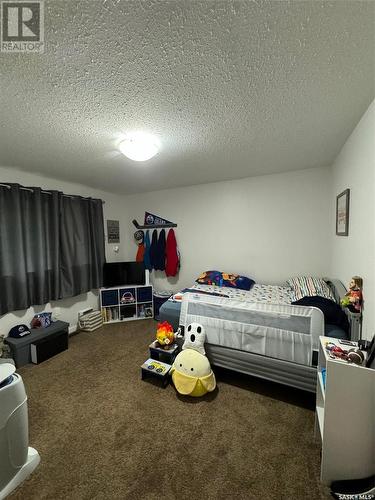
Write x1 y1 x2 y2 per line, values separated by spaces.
189 283 293 304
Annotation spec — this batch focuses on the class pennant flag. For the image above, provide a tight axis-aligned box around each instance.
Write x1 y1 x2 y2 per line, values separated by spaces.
144 212 175 226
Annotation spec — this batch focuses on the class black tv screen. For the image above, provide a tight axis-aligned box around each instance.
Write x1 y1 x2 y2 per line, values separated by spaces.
103 262 146 288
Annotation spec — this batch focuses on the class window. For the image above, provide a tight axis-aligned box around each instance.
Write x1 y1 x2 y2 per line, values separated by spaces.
0 183 105 315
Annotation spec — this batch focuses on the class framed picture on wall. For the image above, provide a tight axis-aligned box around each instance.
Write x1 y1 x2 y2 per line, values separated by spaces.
107 219 120 243
336 189 350 236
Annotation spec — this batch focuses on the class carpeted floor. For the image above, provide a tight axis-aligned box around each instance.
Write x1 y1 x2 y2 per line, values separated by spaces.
9 321 330 500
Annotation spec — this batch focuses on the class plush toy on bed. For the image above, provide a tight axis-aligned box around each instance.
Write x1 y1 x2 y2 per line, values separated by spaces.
171 322 216 397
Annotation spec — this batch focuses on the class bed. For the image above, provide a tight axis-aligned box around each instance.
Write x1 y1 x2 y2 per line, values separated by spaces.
159 279 361 392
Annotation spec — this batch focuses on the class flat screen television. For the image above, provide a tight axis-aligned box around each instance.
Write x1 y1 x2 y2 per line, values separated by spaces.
103 261 146 288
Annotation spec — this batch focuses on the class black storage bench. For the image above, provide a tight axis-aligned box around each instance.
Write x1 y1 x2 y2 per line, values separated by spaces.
5 320 69 368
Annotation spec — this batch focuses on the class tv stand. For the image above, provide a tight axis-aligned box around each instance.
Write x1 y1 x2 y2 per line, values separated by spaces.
100 284 153 323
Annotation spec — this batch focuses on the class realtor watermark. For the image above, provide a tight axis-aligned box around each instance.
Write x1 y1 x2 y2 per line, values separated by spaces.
335 495 375 500
1 0 44 53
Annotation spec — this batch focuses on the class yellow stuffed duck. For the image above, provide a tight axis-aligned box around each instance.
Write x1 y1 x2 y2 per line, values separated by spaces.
171 323 216 397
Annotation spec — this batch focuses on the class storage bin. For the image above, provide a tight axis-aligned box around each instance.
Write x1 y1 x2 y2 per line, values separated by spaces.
5 321 69 367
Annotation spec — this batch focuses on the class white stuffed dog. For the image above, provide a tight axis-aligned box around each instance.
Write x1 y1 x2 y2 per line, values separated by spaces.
182 322 206 355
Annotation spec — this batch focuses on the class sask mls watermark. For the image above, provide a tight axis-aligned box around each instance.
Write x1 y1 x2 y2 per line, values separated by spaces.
1 1 44 53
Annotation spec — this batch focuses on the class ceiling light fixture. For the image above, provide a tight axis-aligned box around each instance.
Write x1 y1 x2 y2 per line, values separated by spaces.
119 132 160 162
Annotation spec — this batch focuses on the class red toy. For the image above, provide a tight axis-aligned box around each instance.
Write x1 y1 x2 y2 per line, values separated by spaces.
156 321 175 349
325 343 364 365
330 345 347 359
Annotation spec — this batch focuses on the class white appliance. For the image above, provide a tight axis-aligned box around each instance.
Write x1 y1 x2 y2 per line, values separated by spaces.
0 363 40 499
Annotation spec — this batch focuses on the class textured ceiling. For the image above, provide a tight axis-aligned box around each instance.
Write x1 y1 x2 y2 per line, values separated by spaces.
0 0 374 194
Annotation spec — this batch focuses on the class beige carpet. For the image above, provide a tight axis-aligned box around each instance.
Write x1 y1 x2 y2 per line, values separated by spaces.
9 321 330 500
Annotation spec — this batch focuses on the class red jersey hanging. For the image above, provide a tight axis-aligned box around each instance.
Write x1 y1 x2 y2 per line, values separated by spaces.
165 229 179 277
134 230 145 262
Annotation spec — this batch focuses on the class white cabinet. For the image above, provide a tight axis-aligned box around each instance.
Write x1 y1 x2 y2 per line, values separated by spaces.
100 285 153 323
316 336 375 486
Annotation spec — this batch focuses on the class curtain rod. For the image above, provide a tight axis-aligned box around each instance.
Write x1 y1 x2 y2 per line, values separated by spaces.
0 183 105 203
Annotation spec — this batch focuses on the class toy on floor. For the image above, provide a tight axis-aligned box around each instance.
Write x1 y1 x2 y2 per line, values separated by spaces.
171 322 216 397
182 322 206 355
171 349 216 397
340 276 363 312
156 321 175 349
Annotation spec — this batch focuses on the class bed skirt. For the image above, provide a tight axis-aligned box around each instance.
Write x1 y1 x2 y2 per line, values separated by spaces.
206 344 317 393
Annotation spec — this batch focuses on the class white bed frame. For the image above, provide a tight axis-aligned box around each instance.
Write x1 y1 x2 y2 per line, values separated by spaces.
179 280 361 393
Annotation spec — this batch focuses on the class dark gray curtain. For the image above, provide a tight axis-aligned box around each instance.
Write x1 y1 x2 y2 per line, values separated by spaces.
60 196 105 297
0 184 105 315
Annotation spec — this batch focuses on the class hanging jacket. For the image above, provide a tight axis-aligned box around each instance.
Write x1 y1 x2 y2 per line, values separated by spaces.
143 230 152 271
165 229 179 277
154 229 166 271
136 243 145 263
150 229 158 270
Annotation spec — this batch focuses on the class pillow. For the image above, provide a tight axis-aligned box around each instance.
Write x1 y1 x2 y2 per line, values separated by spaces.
287 276 334 301
196 270 255 291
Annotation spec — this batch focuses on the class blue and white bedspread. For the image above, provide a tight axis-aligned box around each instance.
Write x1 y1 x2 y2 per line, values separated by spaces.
190 283 293 305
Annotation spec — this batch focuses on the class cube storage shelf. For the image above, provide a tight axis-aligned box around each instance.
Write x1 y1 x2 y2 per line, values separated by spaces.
316 336 374 486
100 285 153 323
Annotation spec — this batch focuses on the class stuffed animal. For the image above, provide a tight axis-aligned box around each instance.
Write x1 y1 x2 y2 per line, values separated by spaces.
182 322 206 355
340 296 351 307
340 276 363 312
171 349 216 397
171 322 216 397
156 321 175 349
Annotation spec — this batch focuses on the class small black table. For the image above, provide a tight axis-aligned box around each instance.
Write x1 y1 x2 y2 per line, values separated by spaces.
149 341 178 364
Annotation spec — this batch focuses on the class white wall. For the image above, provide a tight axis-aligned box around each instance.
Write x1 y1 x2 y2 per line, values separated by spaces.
0 166 130 334
122 167 332 292
4 120 372 340
330 100 375 340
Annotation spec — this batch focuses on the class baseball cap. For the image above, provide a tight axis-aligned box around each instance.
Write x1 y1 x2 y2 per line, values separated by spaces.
8 324 31 338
